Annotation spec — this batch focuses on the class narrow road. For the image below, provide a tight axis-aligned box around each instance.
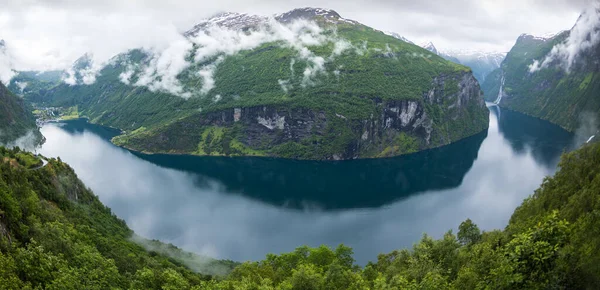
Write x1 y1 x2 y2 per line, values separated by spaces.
29 158 48 170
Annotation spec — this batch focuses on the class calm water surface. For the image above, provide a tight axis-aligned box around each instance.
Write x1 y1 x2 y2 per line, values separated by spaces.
39 105 574 264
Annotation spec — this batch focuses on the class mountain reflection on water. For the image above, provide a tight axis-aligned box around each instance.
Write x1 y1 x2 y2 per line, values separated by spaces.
38 106 574 264
131 131 487 210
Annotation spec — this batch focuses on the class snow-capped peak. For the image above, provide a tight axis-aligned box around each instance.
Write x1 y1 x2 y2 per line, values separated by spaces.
383 31 414 44
518 31 566 42
185 8 362 37
275 7 359 25
441 49 507 68
419 42 438 55
275 7 341 22
184 12 269 36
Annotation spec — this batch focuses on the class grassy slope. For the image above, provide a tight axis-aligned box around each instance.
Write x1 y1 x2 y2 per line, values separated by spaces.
0 147 237 289
0 82 42 145
31 19 487 159
481 32 600 131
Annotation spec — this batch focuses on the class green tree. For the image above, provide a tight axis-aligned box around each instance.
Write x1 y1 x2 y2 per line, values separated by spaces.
458 219 481 246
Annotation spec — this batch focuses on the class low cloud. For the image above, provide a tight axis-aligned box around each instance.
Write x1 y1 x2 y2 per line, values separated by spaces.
61 53 107 86
133 37 194 98
131 235 233 277
15 81 28 93
278 79 292 93
1 130 42 152
0 44 16 84
111 17 366 98
529 3 600 73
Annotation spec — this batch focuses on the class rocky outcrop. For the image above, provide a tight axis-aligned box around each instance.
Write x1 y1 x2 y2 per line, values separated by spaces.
116 71 488 160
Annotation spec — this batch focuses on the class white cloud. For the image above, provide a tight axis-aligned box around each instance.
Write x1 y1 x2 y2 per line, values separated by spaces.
0 0 588 79
15 81 27 93
63 67 78 86
119 66 135 85
278 79 292 93
529 3 600 73
0 45 16 84
112 18 361 97
134 38 194 98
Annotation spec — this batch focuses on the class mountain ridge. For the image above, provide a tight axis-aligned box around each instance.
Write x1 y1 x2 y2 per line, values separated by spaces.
481 5 600 132
21 7 489 160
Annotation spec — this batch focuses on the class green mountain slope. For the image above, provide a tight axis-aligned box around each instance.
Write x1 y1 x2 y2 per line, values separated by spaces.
30 8 489 160
481 9 600 132
7 70 62 100
3 139 599 289
0 81 43 146
0 147 236 289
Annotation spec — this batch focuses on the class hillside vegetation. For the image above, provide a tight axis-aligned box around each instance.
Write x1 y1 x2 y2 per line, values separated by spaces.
1 141 600 289
481 27 600 132
26 8 488 160
0 82 42 146
0 147 236 289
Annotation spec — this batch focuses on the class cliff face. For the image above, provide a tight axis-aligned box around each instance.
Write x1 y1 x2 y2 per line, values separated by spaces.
114 71 488 160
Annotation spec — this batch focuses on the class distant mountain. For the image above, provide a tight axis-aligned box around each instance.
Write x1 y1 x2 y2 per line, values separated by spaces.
8 71 62 99
443 50 506 83
417 41 505 83
26 7 488 160
481 4 600 132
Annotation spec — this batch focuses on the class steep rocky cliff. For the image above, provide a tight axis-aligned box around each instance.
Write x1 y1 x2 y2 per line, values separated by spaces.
114 71 487 160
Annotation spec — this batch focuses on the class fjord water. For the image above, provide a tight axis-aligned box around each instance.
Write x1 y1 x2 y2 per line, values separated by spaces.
38 105 573 264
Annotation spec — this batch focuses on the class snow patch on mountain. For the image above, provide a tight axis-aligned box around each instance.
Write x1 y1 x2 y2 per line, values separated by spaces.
383 32 414 44
419 42 438 55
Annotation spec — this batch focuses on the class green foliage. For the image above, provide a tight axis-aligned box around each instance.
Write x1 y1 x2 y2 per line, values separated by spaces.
173 142 600 289
3 130 600 289
481 32 600 131
7 70 62 102
457 218 481 246
29 21 487 159
0 147 236 289
0 82 42 145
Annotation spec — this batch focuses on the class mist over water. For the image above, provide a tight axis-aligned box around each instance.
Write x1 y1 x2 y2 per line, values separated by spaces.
38 106 573 264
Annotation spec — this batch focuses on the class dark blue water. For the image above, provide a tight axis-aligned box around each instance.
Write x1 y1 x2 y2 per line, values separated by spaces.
38 105 574 264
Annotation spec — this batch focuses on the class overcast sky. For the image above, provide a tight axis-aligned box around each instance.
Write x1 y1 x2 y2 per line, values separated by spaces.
0 0 592 71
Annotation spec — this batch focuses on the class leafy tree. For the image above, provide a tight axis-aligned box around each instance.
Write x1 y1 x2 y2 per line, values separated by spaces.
458 218 481 245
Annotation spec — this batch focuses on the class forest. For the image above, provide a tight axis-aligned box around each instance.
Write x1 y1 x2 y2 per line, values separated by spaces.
0 140 599 289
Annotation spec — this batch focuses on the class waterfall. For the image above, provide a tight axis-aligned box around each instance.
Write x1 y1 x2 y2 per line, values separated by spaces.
587 135 596 143
494 74 505 105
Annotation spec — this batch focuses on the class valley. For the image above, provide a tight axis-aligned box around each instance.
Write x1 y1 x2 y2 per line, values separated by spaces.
1 2 600 289
17 8 489 160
